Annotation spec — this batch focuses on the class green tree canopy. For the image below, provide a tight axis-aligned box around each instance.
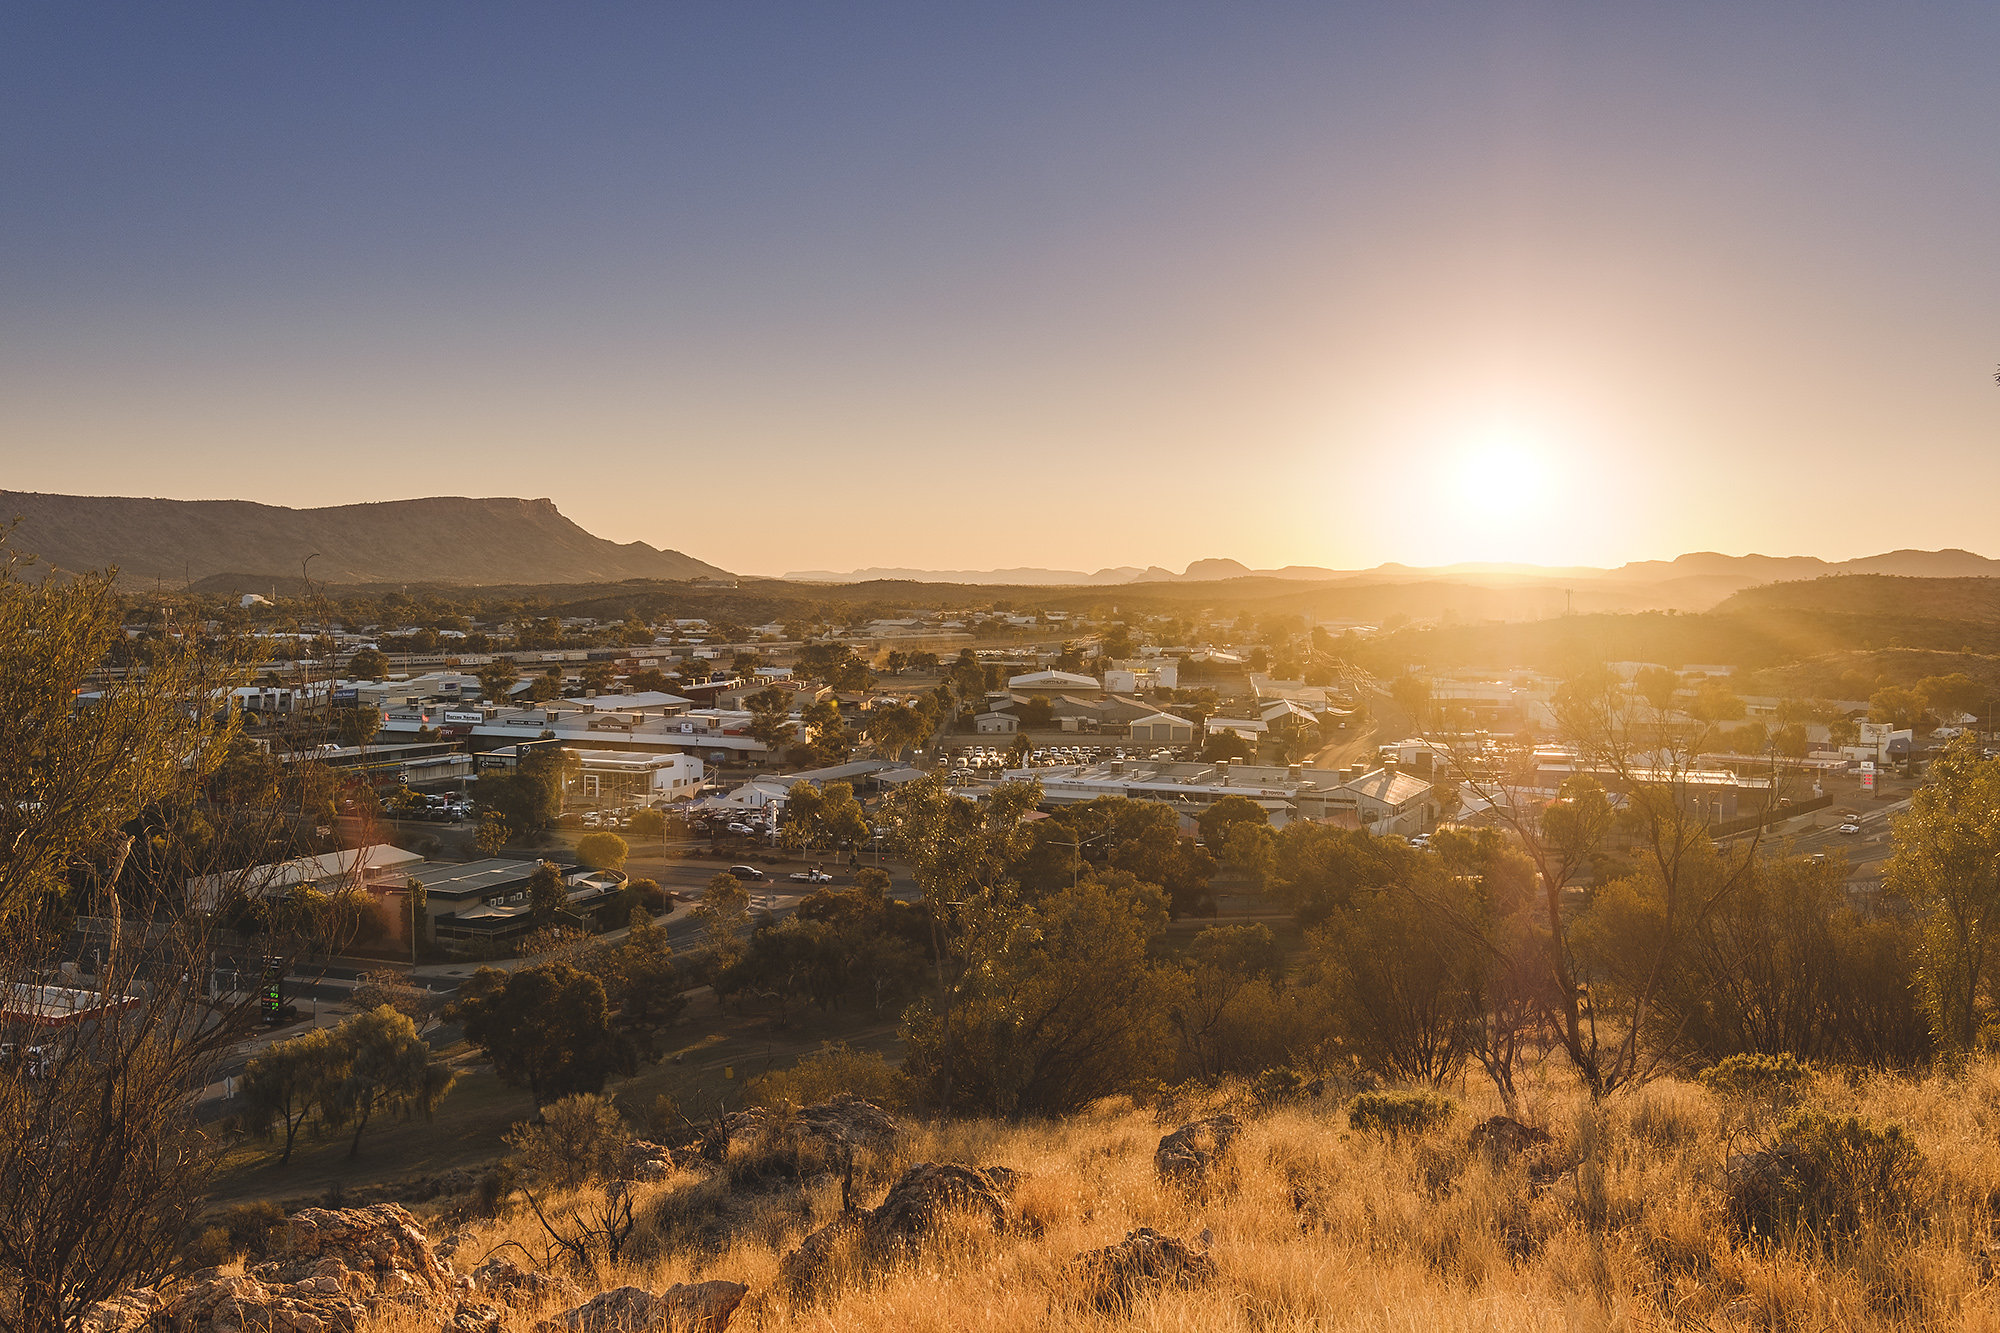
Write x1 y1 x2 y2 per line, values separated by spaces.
450 964 630 1108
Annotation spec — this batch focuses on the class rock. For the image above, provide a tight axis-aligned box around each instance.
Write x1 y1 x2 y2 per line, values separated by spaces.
435 1230 476 1263
702 1106 776 1161
779 1161 1022 1293
535 1286 658 1333
446 1297 507 1332
866 1162 1018 1245
471 1254 578 1308
1468 1115 1552 1162
533 1280 747 1333
660 1280 750 1333
791 1094 899 1150
250 1203 451 1301
77 1288 160 1333
775 1213 865 1296
1074 1228 1217 1311
159 1270 369 1333
624 1140 679 1182
703 1095 900 1164
1155 1115 1242 1188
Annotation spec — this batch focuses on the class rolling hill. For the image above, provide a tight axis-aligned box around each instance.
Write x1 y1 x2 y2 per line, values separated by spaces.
0 492 729 587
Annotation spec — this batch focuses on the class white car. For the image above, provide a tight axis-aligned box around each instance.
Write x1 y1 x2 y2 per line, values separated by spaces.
789 869 834 884
1838 822 1861 836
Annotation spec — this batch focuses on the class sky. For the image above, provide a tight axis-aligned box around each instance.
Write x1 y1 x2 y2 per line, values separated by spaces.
3 4 1997 578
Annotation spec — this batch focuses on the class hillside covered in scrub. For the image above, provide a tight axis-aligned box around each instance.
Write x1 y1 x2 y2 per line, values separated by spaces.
98 1056 2000 1332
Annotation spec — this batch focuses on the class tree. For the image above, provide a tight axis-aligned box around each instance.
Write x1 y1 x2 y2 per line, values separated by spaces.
527 862 572 926
903 872 1175 1115
781 780 869 853
802 698 852 764
1632 666 1679 715
1616 849 1927 1068
327 1005 456 1157
745 684 798 758
885 774 1041 1107
1388 673 1430 727
504 1094 638 1273
693 872 752 959
1309 863 1483 1086
628 808 667 843
603 907 688 1029
474 746 572 840
348 647 390 681
1870 684 1927 733
575 831 629 872
1200 730 1255 763
1198 794 1269 850
351 966 445 1036
475 813 510 855
1167 923 1285 1080
451 964 630 1108
865 703 929 760
0 541 327 1331
239 1027 351 1165
1918 672 1985 722
1889 734 2000 1057
1689 681 1746 724
477 658 520 702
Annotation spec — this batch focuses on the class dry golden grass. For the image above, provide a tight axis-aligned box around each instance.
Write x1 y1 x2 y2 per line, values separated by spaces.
362 1060 2000 1332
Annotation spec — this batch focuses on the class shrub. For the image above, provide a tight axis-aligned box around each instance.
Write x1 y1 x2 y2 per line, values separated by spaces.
576 831 630 871
1252 1066 1324 1106
180 1200 285 1267
1348 1090 1456 1136
1727 1110 1925 1241
627 877 668 913
745 1043 911 1111
1700 1052 1814 1104
470 1163 517 1219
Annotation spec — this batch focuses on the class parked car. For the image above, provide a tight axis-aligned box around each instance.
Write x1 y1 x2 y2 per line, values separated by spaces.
728 865 768 882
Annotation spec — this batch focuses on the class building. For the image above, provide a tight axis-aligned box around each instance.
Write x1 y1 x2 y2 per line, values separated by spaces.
568 749 705 807
1127 711 1195 744
408 858 627 945
185 844 427 914
1014 757 1439 835
975 711 1019 734
1006 669 1103 696
1104 661 1179 693
380 702 769 763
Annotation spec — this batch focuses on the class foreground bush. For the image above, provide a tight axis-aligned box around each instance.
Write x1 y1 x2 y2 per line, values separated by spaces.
1727 1110 1926 1241
1347 1090 1455 1136
1699 1052 1814 1104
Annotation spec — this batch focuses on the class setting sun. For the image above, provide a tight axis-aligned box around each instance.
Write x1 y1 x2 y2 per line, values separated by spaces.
1432 424 1565 561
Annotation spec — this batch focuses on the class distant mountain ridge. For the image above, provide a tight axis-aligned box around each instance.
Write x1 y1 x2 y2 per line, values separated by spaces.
0 492 729 586
785 548 2000 591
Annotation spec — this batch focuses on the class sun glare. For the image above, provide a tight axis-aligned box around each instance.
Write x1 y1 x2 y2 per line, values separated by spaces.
1438 424 1562 562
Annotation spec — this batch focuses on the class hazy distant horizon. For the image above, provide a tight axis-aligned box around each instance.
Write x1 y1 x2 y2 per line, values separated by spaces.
5 5 1997 574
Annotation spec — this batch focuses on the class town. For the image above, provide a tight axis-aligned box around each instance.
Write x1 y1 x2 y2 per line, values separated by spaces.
10 3 2000 1329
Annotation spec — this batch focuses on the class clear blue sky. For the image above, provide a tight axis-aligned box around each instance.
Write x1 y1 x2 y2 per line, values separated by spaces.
4 4 1997 575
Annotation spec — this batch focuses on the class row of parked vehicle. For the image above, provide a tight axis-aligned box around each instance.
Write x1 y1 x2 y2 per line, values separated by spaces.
391 793 473 823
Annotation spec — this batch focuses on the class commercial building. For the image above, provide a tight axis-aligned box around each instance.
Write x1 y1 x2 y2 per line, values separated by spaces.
567 749 705 807
1013 758 1439 836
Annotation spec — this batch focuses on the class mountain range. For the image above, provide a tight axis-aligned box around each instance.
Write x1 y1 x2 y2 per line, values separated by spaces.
784 550 2000 588
0 492 729 587
8 489 1998 615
